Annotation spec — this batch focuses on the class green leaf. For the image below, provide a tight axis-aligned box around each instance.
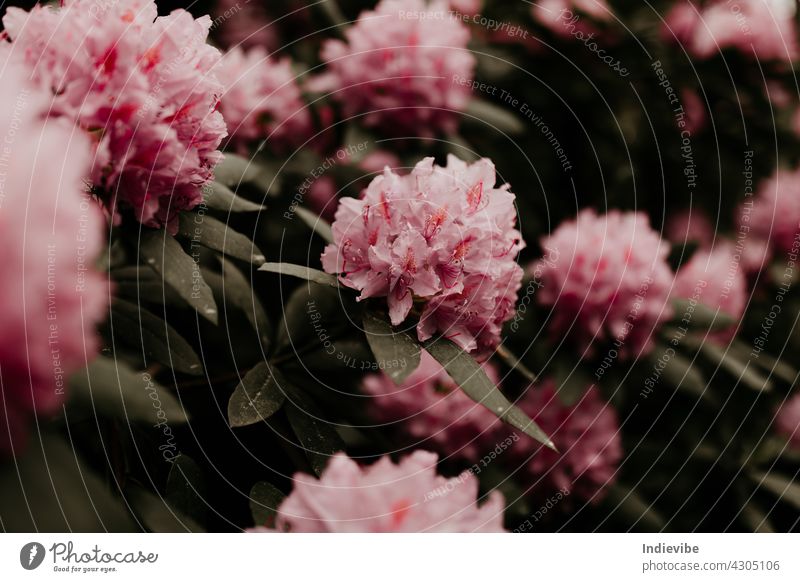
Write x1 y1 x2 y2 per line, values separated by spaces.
178 212 265 266
0 433 138 532
362 311 421 384
126 484 204 532
214 153 280 195
465 98 525 135
110 299 203 376
750 470 800 510
285 389 345 475
739 502 775 533
647 344 710 401
604 483 667 532
203 181 265 213
671 299 735 333
205 258 271 349
250 481 285 527
139 230 218 324
69 356 188 423
166 455 206 525
274 284 346 356
729 339 797 385
294 206 334 243
259 262 340 288
423 338 556 450
444 133 480 162
687 336 773 392
228 361 287 427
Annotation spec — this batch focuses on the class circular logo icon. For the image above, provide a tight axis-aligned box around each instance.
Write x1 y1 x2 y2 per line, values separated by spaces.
20 542 46 570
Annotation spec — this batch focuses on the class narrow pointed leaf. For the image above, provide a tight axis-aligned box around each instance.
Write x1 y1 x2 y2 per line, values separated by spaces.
250 481 286 526
139 231 218 324
671 299 735 333
228 361 287 428
295 206 334 243
285 388 344 475
259 262 340 288
751 470 800 510
178 213 265 266
69 356 188 423
110 299 203 376
423 338 555 450
203 181 265 213
466 98 525 135
362 311 421 384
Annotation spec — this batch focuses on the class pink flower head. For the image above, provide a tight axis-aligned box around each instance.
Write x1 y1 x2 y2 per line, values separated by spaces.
532 0 612 36
662 0 799 62
775 394 800 449
535 209 674 358
255 451 506 532
511 382 622 501
0 64 108 455
449 0 482 16
665 208 716 249
216 47 312 154
321 155 524 354
363 352 506 461
310 0 475 136
672 244 747 342
740 167 800 256
3 0 227 233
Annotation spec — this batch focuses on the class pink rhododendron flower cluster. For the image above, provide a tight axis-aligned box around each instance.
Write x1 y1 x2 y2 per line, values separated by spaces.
363 352 505 461
321 155 524 354
252 451 506 532
216 47 312 154
0 65 108 455
672 245 747 342
663 0 799 62
511 382 622 501
535 209 674 358
2 0 227 233
775 394 800 449
310 0 476 136
740 167 800 257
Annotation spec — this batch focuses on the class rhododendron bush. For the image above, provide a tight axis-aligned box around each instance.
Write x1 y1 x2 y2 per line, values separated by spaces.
0 0 799 535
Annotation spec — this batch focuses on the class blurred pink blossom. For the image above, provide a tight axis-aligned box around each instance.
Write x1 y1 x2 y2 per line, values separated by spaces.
309 0 475 136
3 0 227 233
321 155 524 354
511 382 622 502
663 0 799 62
740 167 800 256
449 0 482 16
252 451 507 532
216 47 312 154
0 65 108 455
363 352 506 461
535 209 674 358
672 244 747 342
775 394 800 449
